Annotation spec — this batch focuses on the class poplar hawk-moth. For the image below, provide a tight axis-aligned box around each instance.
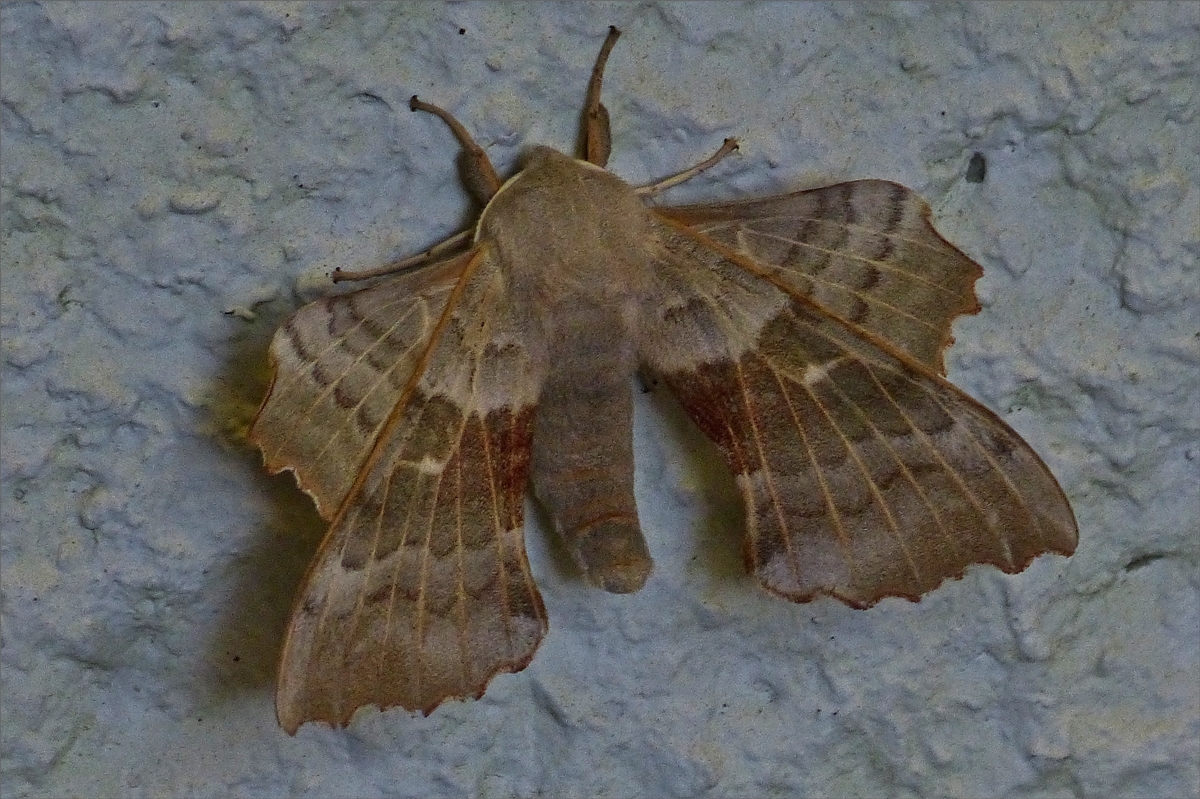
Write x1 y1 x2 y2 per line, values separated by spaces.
251 28 1077 734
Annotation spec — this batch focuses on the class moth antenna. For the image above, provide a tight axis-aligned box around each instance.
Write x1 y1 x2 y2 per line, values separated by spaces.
581 25 621 167
636 137 740 197
410 94 502 203
330 229 473 283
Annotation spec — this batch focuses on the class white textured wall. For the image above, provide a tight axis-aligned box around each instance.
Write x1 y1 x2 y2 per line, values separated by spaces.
3 3 1197 797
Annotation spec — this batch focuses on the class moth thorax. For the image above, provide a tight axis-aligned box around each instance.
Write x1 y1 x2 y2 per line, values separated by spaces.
479 147 657 302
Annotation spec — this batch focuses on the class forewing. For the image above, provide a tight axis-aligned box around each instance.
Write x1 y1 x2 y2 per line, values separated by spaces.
641 216 1077 608
657 180 982 374
265 248 548 733
251 253 469 519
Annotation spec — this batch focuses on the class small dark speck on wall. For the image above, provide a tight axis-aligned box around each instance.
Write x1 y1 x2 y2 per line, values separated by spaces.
966 152 987 183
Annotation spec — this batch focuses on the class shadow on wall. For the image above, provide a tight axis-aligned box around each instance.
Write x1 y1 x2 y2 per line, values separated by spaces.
199 300 327 712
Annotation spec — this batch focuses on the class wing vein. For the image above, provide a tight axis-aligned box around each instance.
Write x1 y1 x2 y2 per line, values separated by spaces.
788 363 922 582
866 369 997 545
820 370 960 558
743 229 956 300
735 358 808 588
919 391 1043 565
454 433 469 687
274 291 433 458
380 462 425 678
300 296 442 464
762 357 859 580
702 212 958 266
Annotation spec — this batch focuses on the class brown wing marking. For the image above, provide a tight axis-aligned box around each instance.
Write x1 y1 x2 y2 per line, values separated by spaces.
270 247 548 734
641 217 1077 607
657 180 984 374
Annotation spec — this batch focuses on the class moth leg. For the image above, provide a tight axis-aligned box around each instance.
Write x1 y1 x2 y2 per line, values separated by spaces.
636 138 740 197
331 229 472 283
410 95 502 203
581 25 621 168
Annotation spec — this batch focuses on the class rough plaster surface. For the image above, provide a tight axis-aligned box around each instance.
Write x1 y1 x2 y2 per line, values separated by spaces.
2 2 1198 797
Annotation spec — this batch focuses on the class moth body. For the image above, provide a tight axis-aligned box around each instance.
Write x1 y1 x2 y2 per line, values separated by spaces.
479 145 660 592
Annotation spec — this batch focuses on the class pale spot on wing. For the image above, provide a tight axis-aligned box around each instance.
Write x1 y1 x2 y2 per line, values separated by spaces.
800 356 849 387
417 455 446 475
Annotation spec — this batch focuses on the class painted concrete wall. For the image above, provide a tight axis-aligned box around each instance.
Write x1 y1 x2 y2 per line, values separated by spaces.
2 3 1197 797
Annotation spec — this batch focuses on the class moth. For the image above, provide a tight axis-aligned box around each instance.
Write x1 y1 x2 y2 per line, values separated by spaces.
252 28 1077 734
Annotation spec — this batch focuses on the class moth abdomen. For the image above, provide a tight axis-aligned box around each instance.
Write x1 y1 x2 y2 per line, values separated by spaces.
529 297 654 594
568 513 653 594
